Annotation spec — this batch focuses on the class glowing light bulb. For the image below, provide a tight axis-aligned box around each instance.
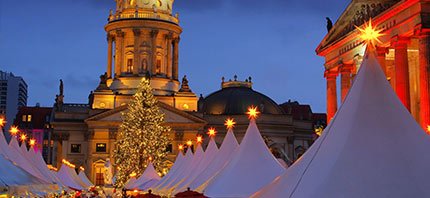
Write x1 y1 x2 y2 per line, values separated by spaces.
246 106 260 119
225 118 236 129
186 140 192 146
196 136 203 143
20 134 27 142
10 126 19 136
207 127 217 137
0 118 5 127
356 18 383 47
29 139 36 146
178 144 184 150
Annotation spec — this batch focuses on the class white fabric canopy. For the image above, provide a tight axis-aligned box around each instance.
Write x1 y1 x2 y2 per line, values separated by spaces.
191 128 239 192
128 162 161 190
173 137 219 194
161 143 205 196
204 119 285 197
56 164 87 190
152 148 191 194
26 146 63 186
78 170 93 187
252 51 430 198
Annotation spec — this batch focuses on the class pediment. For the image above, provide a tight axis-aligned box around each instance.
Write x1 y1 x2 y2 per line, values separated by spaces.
317 0 400 52
85 102 206 124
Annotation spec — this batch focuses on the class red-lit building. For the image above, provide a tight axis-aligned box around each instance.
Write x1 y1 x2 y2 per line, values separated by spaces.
13 105 53 164
317 0 430 131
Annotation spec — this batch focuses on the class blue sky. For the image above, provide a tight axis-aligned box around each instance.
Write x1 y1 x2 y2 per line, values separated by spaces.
0 0 349 113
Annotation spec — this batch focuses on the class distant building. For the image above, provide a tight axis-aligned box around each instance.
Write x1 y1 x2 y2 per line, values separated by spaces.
13 105 53 164
0 71 27 131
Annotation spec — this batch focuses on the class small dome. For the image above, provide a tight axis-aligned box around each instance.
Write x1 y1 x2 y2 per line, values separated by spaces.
201 86 285 115
118 0 174 14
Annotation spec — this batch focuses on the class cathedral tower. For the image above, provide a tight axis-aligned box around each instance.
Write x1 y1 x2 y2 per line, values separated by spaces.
91 0 197 111
105 0 180 95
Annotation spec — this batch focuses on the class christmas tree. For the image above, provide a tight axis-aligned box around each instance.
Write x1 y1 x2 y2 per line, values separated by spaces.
113 78 171 188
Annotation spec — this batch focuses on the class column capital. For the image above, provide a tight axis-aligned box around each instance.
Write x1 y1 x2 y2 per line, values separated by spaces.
376 46 388 56
391 35 410 47
133 28 141 36
115 30 125 37
107 33 114 42
324 69 338 79
340 63 354 74
414 24 430 37
151 30 159 38
173 36 181 44
166 32 173 40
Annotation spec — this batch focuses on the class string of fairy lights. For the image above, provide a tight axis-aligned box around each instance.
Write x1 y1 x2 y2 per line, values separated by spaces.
0 118 37 147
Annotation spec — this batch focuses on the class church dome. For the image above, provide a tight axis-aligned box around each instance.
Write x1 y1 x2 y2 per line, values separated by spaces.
200 77 285 115
110 0 178 24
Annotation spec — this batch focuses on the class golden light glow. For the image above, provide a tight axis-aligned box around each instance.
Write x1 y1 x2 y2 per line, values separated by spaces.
148 156 153 161
29 139 36 146
246 106 260 119
196 136 203 143
20 134 27 142
182 104 189 110
62 159 76 168
0 118 5 127
225 118 236 129
47 165 58 171
130 172 137 177
186 140 193 146
178 144 184 151
207 127 217 137
427 125 430 134
10 126 19 136
79 166 85 171
356 19 383 47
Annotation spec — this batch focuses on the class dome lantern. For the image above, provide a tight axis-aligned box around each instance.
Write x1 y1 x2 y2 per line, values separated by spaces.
109 0 178 24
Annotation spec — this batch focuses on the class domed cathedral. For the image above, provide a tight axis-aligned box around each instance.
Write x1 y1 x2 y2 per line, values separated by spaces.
197 76 319 165
51 0 205 186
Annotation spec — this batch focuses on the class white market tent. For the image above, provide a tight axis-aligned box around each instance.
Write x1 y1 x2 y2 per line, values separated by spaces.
173 137 219 194
56 163 88 190
204 119 285 197
26 146 64 186
78 170 94 187
151 151 186 192
129 162 161 191
252 51 430 198
7 137 48 182
191 128 239 192
160 143 205 196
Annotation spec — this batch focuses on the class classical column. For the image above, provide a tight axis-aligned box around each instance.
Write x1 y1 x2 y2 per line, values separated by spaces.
166 33 173 78
325 69 338 123
133 29 141 75
393 36 411 111
151 30 159 76
376 46 388 76
172 37 180 80
106 34 113 78
340 63 353 102
418 30 430 130
115 30 125 77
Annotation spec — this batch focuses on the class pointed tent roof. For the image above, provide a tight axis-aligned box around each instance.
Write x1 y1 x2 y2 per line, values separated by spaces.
174 138 219 194
150 151 184 190
153 148 192 194
191 128 239 192
162 143 205 195
204 119 285 197
78 170 93 187
7 137 48 182
130 162 161 190
253 51 430 198
56 164 87 190
26 146 63 185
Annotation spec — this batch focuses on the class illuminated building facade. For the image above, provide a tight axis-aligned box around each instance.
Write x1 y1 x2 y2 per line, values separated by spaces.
50 0 322 183
317 0 430 131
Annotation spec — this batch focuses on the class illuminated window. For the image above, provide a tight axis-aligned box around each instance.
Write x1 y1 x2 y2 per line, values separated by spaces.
156 59 161 74
71 144 81 153
22 115 27 122
127 59 133 73
96 143 107 153
27 115 32 122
